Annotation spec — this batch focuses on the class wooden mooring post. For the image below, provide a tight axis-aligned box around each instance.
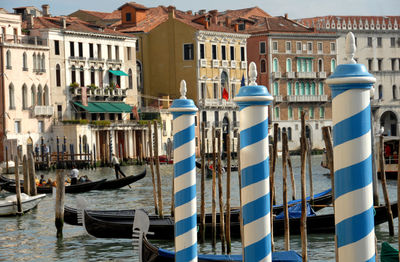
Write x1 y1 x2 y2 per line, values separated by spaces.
153 121 163 218
287 149 296 200
307 138 314 204
14 156 23 215
22 155 30 195
282 131 290 250
300 112 308 261
225 133 231 254
55 170 65 238
217 130 226 253
211 126 217 248
200 122 206 242
147 122 158 215
28 153 37 196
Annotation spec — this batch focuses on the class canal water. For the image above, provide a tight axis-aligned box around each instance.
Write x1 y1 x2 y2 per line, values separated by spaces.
0 155 397 261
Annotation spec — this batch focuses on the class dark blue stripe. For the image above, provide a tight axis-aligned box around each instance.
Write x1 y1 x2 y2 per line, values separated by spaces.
173 124 195 149
242 193 269 225
331 89 347 99
331 83 373 99
366 254 376 262
175 243 197 262
175 213 197 237
241 158 269 188
175 184 196 208
172 111 197 118
333 105 370 147
244 233 271 261
336 207 374 248
335 155 372 199
174 154 195 178
240 119 268 149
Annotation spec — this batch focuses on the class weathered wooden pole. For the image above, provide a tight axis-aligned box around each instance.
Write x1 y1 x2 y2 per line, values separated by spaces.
326 32 376 261
14 156 23 215
5 146 8 174
22 155 30 195
234 62 273 261
55 169 65 239
147 122 158 215
272 123 278 206
56 136 60 163
307 138 314 204
282 131 290 250
153 120 163 218
225 133 231 254
170 80 198 261
200 121 206 242
379 135 394 236
211 126 217 248
398 140 400 257
287 149 296 200
28 153 37 196
300 112 308 261
217 130 226 253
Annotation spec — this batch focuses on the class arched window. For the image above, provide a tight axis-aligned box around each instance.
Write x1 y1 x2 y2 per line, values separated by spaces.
108 67 113 85
306 59 312 72
6 50 11 69
33 53 36 71
23 52 27 70
44 85 49 105
319 82 324 95
8 83 15 109
295 82 300 95
31 85 36 106
311 82 316 95
136 61 142 91
98 67 103 88
300 82 305 95
260 59 266 73
37 85 43 106
41 53 45 71
331 59 336 73
71 65 76 84
275 107 280 120
273 58 279 72
273 82 279 95
90 66 95 85
287 82 292 95
80 66 85 87
116 67 121 87
277 127 281 141
305 82 310 95
128 69 133 89
288 127 292 141
221 71 228 98
282 127 287 136
286 58 292 72
318 59 323 72
288 106 293 119
392 85 397 100
378 85 383 99
296 59 301 72
56 64 61 87
22 84 28 109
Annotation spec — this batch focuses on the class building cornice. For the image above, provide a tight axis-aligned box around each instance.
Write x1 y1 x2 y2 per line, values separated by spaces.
251 32 338 40
197 30 250 40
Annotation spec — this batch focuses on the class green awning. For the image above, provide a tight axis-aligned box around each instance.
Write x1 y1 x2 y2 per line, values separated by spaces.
73 102 132 113
109 70 129 76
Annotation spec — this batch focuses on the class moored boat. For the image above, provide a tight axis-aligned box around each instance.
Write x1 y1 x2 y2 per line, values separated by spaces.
0 193 46 216
94 169 146 190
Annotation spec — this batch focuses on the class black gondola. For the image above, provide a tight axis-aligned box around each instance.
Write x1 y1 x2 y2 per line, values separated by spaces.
81 202 397 239
65 189 332 226
195 161 239 173
95 169 146 190
141 235 302 262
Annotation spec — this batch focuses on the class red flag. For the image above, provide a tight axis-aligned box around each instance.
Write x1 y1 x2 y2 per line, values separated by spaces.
115 84 120 89
81 86 88 106
222 87 229 101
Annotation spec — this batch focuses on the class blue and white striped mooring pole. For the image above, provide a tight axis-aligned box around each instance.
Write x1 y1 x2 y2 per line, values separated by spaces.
234 62 273 261
170 80 198 262
326 32 376 261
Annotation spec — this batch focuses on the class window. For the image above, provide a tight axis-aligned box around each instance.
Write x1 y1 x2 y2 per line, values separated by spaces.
89 43 94 58
288 106 293 119
32 53 36 71
90 67 95 85
202 111 207 122
393 85 398 100
201 82 206 99
317 42 323 53
305 82 310 95
331 59 336 73
199 44 205 59
214 111 219 126
128 69 133 89
8 84 15 109
298 106 303 119
287 82 292 95
31 85 36 106
231 84 236 98
54 40 60 55
126 12 131 22
56 64 61 87
115 46 120 60
44 85 49 106
78 42 83 57
80 66 85 87
273 58 279 72
37 85 43 106
286 58 292 72
274 107 280 119
71 65 76 83
377 59 382 71
22 52 27 70
355 37 357 47
127 47 132 60
97 44 102 58
230 46 235 60
260 59 266 73
296 42 302 52
14 121 21 134
295 82 299 95
6 50 11 69
277 127 281 142
309 107 314 119
391 37 396 47
212 45 217 60
136 62 141 90
107 45 112 59
391 59 396 71
319 107 325 119
240 46 245 61
367 37 372 47
368 59 373 71
70 42 75 57
38 121 44 133
183 44 194 60
311 82 316 95
300 82 305 95
377 37 382 48
319 82 324 95
260 42 266 54
213 83 218 99
288 127 292 141
22 85 27 109
330 42 336 52
307 42 312 53
273 82 279 95
272 41 278 52
286 41 291 53
378 85 383 99
221 45 226 60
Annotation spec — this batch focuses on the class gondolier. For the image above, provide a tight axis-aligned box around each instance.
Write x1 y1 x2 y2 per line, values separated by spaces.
111 153 126 179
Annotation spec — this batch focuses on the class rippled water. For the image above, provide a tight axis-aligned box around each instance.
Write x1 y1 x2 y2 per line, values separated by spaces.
0 155 398 261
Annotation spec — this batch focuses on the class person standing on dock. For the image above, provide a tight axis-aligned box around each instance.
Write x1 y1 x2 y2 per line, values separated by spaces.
111 153 126 179
70 166 79 185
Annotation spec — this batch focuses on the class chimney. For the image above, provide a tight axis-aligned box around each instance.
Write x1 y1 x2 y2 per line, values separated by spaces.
225 16 232 27
234 24 239 32
42 4 50 17
61 17 66 29
209 10 218 24
284 13 288 19
168 6 176 19
205 21 209 29
27 14 34 29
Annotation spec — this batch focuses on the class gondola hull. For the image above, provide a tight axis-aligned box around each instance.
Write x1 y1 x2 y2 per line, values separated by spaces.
95 170 146 190
0 193 46 216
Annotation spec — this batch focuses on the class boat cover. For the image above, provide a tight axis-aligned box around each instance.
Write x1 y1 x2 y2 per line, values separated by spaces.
275 202 316 219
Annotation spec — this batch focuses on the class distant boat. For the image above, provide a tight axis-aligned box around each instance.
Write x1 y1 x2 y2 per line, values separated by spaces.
0 193 46 216
380 242 398 262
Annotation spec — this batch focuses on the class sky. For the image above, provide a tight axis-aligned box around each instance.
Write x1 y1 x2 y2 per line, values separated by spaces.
1 0 399 19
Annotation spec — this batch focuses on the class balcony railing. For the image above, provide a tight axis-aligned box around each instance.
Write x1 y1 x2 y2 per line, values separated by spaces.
88 57 105 63
69 56 86 62
222 60 229 67
286 95 328 102
71 87 127 98
200 59 207 68
34 105 53 116
318 72 327 78
274 95 283 103
241 61 247 69
198 98 237 108
286 72 296 79
296 72 317 78
230 61 237 68
212 60 219 68
107 59 122 64
271 72 281 79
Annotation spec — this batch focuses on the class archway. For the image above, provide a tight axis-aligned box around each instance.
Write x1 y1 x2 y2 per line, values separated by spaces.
380 111 398 136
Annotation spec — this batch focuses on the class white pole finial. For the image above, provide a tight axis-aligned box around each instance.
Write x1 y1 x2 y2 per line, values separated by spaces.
345 32 356 64
249 62 257 86
180 80 187 99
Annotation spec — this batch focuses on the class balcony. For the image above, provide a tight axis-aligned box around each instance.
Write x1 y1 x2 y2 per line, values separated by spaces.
107 59 122 65
230 61 237 68
271 72 281 79
34 105 53 116
296 72 317 78
200 59 207 68
222 60 229 68
274 95 283 103
69 56 86 62
286 72 296 79
318 72 327 78
212 60 219 68
198 98 237 108
241 61 247 69
286 95 328 103
88 57 105 63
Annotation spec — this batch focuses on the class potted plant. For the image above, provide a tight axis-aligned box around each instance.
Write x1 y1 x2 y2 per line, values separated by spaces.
87 83 98 93
69 82 79 93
